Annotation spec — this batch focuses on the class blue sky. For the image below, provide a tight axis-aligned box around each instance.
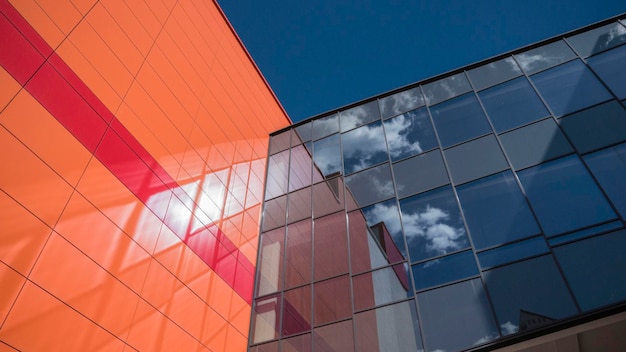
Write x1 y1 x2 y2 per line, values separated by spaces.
218 0 624 123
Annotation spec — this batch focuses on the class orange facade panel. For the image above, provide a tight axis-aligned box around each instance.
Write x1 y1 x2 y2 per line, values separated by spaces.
0 0 290 350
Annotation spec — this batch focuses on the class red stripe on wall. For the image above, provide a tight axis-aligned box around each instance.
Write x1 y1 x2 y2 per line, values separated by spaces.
0 0 255 303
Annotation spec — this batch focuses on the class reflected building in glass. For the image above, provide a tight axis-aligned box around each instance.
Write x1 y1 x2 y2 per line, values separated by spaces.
250 15 626 352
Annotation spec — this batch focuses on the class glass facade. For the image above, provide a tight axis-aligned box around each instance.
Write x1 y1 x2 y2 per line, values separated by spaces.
252 17 626 352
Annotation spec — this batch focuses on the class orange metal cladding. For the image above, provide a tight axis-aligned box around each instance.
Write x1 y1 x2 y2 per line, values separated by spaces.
0 0 290 351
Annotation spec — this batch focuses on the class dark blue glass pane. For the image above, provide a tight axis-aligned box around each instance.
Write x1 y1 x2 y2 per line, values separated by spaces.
530 60 612 117
477 236 549 269
588 44 626 100
430 92 492 147
412 250 478 290
554 230 626 311
584 143 626 218
399 186 469 262
484 255 578 336
342 121 389 174
566 22 626 57
313 134 341 177
383 107 438 161
548 221 622 246
479 77 549 132
518 155 616 236
345 163 395 208
457 171 540 249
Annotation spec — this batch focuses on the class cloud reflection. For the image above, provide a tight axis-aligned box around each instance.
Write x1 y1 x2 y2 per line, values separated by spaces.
500 321 518 335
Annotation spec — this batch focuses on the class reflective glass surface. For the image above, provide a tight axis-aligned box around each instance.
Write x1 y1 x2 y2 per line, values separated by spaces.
313 275 351 325
361 199 406 259
518 155 616 236
399 186 469 262
252 294 281 343
265 150 289 199
457 171 540 249
313 320 354 352
353 264 411 310
340 100 380 132
344 163 395 209
383 107 438 161
548 221 622 247
285 219 312 288
269 130 291 155
252 341 278 352
499 118 573 170
484 255 578 336
313 176 345 218
478 236 549 269
294 122 312 143
444 134 509 185
554 230 626 311
418 279 499 352
479 76 549 132
393 150 449 199
422 72 472 105
468 57 522 91
257 228 285 296
588 44 626 99
584 142 626 218
429 92 492 147
342 121 388 174
558 100 626 154
287 187 311 224
312 134 341 177
412 250 478 290
262 195 287 231
312 114 339 140
566 22 626 57
282 285 312 336
282 334 311 352
354 300 423 352
379 86 425 119
514 40 576 74
288 144 313 191
313 212 349 280
530 59 612 117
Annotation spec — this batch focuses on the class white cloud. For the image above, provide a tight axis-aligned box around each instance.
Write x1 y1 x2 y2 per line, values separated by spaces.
384 114 423 158
341 106 368 131
474 334 496 345
401 205 466 254
381 89 422 117
364 202 403 236
500 321 519 335
605 23 626 47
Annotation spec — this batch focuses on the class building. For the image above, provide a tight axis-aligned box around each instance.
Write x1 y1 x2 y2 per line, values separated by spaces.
0 0 290 351
250 15 626 352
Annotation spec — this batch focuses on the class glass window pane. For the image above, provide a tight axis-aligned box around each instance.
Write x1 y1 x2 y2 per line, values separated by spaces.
345 163 395 209
312 176 345 218
518 155 616 236
262 195 286 232
393 149 449 199
286 219 312 288
530 59 612 117
457 171 540 249
379 86 425 119
554 230 626 311
423 72 472 105
430 92 492 147
252 294 280 344
558 100 626 154
479 76 549 132
412 250 478 290
289 144 313 191
468 57 522 91
313 134 341 178
548 221 622 247
342 121 389 174
417 279 499 352
478 236 549 269
444 135 509 185
270 130 291 155
282 285 312 336
588 44 626 99
499 118 573 170
484 255 578 336
287 187 311 224
354 300 424 352
313 320 354 352
515 40 577 75
340 100 380 132
294 122 312 143
314 212 349 280
257 228 285 296
399 186 469 262
353 264 412 310
251 341 278 352
361 199 407 260
312 114 339 140
383 107 438 161
313 275 351 325
265 150 289 200
282 333 311 352
584 142 626 218
349 210 404 273
566 22 626 57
